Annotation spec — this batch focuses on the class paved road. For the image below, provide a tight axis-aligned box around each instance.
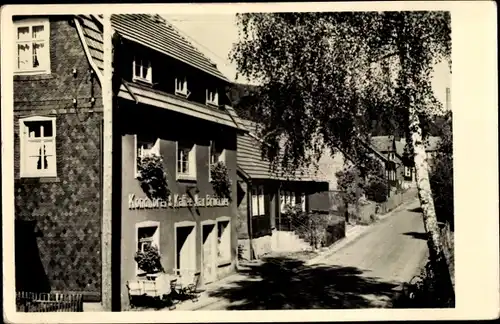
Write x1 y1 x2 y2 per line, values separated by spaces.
320 199 429 284
186 199 429 310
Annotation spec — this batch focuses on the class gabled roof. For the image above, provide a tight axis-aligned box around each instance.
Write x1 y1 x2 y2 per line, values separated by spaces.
110 14 228 82
237 119 327 182
75 15 104 81
371 135 442 156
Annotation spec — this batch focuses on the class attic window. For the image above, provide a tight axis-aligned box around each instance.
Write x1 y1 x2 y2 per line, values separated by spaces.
175 78 190 97
206 89 219 107
132 55 152 84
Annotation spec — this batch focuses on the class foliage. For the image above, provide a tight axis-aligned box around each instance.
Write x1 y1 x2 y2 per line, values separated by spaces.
137 155 170 200
429 112 454 230
210 161 232 201
365 177 389 203
336 166 364 205
231 12 450 176
134 244 164 274
283 203 331 249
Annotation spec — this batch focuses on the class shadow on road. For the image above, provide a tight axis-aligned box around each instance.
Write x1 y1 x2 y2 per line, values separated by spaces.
408 207 423 213
207 257 401 309
402 232 429 240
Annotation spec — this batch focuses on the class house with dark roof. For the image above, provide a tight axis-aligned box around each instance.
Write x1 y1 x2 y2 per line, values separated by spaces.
12 13 247 311
13 14 104 308
107 14 246 310
369 135 442 190
235 119 330 259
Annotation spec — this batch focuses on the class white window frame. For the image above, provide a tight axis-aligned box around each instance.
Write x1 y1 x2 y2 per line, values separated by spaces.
132 55 152 84
404 166 412 177
19 115 57 178
388 152 395 161
135 221 160 276
208 140 226 181
251 185 265 216
216 216 231 265
206 89 219 107
175 77 190 97
134 135 160 178
280 190 286 214
300 193 306 212
176 141 196 181
14 18 51 75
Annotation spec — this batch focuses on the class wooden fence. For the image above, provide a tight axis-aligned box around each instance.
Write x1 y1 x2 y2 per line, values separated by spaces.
16 291 83 312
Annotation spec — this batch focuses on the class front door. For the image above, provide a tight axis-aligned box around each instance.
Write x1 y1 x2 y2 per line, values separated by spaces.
202 224 217 284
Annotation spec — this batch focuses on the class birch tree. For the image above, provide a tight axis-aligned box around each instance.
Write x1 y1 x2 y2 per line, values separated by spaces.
231 11 453 305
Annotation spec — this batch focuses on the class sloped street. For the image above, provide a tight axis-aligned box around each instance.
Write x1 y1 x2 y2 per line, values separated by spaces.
187 199 428 310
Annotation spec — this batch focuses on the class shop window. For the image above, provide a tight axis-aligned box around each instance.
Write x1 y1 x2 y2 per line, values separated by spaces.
206 89 219 106
15 18 50 74
132 55 152 84
177 141 196 181
208 140 225 180
136 221 160 275
175 77 190 97
251 185 265 216
134 134 160 177
217 218 231 265
19 116 57 178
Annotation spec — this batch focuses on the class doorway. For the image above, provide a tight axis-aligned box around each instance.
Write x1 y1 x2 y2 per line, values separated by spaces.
201 222 217 284
174 222 196 274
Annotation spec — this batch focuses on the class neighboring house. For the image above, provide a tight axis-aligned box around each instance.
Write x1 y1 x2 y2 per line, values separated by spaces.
13 15 104 305
236 119 330 259
369 135 442 190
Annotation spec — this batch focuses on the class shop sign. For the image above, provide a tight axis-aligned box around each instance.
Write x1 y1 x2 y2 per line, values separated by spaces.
128 193 229 210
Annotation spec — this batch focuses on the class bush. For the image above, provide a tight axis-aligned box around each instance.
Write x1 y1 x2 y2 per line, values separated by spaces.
365 178 388 203
429 113 454 230
137 155 170 200
210 161 232 201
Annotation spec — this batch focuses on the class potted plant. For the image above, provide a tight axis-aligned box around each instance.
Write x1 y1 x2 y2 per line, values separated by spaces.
134 244 164 281
210 161 232 201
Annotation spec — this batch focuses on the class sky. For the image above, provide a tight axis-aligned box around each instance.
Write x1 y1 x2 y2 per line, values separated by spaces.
164 14 452 109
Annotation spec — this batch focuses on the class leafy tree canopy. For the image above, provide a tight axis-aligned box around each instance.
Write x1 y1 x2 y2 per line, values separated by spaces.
231 11 451 174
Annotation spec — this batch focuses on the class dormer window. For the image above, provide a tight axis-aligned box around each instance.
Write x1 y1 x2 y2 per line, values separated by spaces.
206 89 219 107
132 55 152 84
175 78 190 97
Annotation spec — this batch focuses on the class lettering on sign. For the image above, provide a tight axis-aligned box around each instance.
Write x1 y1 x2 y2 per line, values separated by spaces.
128 193 230 210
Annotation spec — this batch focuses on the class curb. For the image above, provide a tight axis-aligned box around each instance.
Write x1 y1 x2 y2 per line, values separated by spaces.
305 198 419 266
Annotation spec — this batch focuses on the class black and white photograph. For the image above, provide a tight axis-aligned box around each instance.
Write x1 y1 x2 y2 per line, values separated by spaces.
1 2 498 322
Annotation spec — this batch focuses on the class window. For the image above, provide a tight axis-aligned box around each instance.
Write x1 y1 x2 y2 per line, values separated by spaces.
177 142 196 180
388 153 395 161
132 55 152 83
300 193 306 212
217 218 231 265
404 166 412 177
280 190 286 213
208 141 225 180
251 185 265 216
19 116 57 178
206 89 219 106
175 77 190 97
135 135 160 177
15 18 50 74
136 221 160 275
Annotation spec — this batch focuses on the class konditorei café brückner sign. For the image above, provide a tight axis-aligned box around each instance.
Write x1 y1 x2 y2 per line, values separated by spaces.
128 193 230 210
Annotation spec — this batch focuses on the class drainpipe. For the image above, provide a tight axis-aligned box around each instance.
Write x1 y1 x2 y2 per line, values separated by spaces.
247 179 254 260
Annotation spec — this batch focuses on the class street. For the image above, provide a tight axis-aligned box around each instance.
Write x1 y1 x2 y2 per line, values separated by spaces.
193 199 429 310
